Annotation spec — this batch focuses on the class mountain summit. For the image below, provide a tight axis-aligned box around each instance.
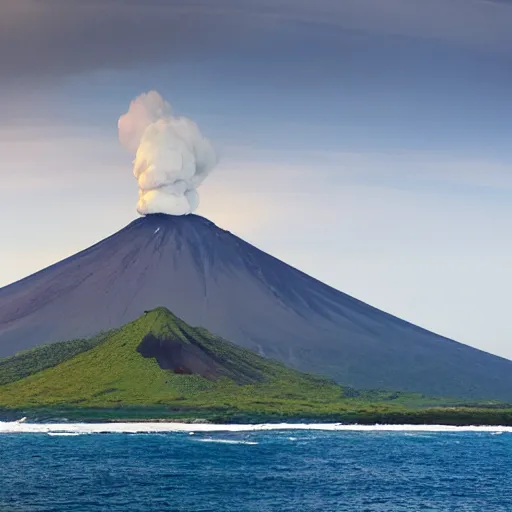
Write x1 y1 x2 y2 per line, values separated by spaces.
1 214 512 400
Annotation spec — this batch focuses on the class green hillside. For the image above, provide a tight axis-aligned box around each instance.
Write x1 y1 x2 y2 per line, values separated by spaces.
0 331 114 386
0 308 342 409
0 307 511 425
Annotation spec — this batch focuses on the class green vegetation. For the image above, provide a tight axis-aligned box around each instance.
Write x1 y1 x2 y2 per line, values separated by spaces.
0 308 345 409
0 331 114 386
0 307 511 425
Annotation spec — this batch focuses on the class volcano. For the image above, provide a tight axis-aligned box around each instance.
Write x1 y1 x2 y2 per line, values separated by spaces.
1 214 511 400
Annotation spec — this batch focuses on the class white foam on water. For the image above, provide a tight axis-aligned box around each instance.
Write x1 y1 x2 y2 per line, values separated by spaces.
195 438 258 445
1 422 511 435
47 432 83 437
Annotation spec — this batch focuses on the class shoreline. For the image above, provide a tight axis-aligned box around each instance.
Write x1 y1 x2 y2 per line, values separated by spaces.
1 421 512 434
2 405 511 427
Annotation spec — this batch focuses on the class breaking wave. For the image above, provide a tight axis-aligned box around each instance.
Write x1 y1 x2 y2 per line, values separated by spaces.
195 438 259 445
46 432 85 437
1 422 511 435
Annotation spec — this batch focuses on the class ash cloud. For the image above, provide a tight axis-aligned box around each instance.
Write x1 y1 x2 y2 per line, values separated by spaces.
118 91 217 216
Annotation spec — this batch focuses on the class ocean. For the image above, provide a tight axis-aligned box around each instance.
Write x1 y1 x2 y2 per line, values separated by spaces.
0 423 511 511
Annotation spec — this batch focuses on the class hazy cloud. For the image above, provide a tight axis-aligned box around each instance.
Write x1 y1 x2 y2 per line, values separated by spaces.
2 0 512 81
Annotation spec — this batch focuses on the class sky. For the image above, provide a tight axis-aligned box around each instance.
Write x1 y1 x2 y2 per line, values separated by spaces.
1 0 512 360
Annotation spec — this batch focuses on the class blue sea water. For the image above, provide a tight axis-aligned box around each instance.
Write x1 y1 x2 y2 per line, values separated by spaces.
0 430 511 512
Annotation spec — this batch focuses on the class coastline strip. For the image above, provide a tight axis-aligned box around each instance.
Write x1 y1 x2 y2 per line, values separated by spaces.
1 422 512 434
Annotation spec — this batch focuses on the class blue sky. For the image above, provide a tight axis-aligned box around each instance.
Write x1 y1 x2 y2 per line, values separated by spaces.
2 0 512 359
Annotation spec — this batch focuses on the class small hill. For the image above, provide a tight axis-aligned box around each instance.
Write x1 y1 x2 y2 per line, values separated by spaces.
0 308 343 412
1 308 511 425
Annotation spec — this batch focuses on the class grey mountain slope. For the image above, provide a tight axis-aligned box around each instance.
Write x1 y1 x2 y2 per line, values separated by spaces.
1 214 511 400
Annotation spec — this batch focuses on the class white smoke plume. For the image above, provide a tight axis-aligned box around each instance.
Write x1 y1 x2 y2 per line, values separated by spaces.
118 91 217 216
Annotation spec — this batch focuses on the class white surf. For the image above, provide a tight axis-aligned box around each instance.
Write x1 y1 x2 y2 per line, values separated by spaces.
0 422 511 435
